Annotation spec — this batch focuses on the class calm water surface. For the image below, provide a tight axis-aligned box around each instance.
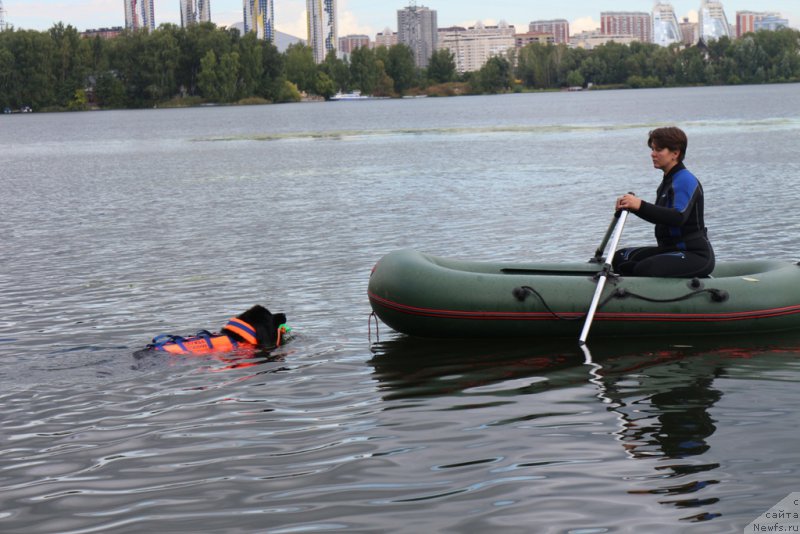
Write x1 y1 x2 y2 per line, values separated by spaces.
2 84 800 533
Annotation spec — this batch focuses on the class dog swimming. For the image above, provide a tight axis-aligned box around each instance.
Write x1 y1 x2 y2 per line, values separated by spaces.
142 305 289 355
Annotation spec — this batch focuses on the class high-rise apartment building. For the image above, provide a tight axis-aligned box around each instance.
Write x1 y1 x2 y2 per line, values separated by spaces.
571 30 639 50
375 28 398 48
244 0 274 41
736 11 787 37
515 32 555 48
398 4 438 68
679 17 697 45
198 0 211 23
698 0 731 41
601 12 652 43
181 0 211 28
527 20 569 44
124 0 155 32
754 15 789 32
307 0 337 63
82 27 124 39
437 21 515 73
0 0 7 31
652 2 682 47
180 0 193 26
338 34 370 55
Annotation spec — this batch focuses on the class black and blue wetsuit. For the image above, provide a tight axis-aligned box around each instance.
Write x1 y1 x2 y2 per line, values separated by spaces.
613 163 715 278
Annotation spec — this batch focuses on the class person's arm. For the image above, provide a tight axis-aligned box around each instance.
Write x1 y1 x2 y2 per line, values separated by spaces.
636 173 700 226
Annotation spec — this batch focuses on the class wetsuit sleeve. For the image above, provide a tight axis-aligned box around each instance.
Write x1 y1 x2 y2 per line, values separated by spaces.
636 172 700 227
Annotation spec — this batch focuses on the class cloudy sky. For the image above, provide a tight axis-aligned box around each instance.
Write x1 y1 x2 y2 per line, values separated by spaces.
4 0 799 37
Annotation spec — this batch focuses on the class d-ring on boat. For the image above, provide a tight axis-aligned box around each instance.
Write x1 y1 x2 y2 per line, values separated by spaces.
368 210 800 341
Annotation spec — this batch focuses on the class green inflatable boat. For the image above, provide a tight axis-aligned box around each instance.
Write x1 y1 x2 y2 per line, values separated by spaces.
368 249 800 339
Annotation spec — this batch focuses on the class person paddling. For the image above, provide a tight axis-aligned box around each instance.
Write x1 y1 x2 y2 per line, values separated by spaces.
613 127 715 278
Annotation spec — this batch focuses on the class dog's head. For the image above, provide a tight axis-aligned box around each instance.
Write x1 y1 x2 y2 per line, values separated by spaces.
222 305 287 347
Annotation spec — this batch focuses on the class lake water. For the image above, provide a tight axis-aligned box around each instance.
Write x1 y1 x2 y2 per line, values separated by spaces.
2 84 800 533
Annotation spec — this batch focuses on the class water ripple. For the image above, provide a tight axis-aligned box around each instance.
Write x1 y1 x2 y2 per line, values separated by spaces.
2 86 800 533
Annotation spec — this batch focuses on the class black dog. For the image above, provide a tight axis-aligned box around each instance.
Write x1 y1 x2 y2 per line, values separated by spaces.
143 305 288 355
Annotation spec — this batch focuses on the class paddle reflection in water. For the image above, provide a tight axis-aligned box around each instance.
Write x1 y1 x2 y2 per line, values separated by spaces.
584 350 723 522
369 334 800 525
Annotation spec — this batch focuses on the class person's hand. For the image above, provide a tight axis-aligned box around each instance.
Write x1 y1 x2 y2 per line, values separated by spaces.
616 193 641 212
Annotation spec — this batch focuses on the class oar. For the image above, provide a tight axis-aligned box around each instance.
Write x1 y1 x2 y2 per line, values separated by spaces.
590 211 622 263
579 208 630 346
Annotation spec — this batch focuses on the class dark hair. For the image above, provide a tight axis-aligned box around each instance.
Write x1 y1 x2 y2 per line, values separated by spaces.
648 127 688 162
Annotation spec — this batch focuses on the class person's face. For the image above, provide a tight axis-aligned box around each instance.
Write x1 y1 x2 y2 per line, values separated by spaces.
650 144 680 172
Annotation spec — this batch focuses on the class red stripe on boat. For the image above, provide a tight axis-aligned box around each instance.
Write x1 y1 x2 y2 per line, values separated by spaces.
368 292 800 323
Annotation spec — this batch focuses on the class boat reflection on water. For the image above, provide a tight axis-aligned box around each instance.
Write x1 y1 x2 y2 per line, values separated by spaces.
368 333 800 521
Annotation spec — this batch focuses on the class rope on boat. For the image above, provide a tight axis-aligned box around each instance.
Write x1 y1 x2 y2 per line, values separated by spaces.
513 286 584 321
612 287 729 303
368 312 380 344
513 284 729 321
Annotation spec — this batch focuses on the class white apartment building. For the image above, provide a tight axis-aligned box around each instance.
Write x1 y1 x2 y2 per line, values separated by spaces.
437 21 515 73
653 2 682 46
699 0 732 41
375 28 398 48
571 30 640 50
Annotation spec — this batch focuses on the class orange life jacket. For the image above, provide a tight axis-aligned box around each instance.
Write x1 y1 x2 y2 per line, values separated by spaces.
147 318 290 355
149 317 259 355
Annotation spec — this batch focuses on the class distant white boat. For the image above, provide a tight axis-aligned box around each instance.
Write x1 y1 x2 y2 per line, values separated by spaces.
330 91 371 101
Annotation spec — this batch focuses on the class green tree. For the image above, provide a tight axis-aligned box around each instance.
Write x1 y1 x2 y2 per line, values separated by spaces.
143 26 180 102
475 55 513 93
579 55 606 87
68 88 89 110
197 49 219 100
675 46 706 84
517 43 556 89
217 51 240 102
624 41 657 80
0 45 15 108
6 30 57 108
49 23 92 107
566 69 584 88
106 29 153 106
236 32 264 99
386 43 416 94
94 71 127 108
731 35 768 83
258 40 284 101
177 22 234 96
276 80 301 102
320 49 350 92
651 45 678 85
315 71 337 99
427 48 456 83
626 74 662 88
591 41 631 84
197 48 240 102
284 43 316 93
374 70 395 96
349 45 379 94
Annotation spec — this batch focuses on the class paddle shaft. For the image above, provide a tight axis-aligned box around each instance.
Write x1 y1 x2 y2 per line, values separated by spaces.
579 209 630 345
591 211 622 263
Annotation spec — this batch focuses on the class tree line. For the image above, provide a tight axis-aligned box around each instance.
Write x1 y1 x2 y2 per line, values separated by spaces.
1 22 799 111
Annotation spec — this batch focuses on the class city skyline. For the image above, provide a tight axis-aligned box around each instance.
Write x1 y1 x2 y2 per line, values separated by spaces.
3 0 799 38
